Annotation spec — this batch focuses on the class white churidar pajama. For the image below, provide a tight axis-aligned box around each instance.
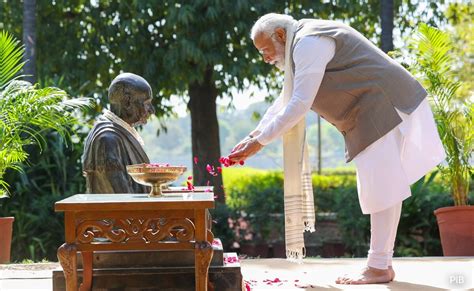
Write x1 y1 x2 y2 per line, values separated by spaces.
253 35 446 269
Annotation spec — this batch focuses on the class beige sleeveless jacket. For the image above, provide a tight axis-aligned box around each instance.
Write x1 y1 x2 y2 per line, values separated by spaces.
291 19 426 162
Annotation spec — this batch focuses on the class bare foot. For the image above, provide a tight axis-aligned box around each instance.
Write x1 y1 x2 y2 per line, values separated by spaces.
335 266 392 284
388 266 395 281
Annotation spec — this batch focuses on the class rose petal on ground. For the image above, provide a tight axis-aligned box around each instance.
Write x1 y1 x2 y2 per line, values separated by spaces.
244 281 251 291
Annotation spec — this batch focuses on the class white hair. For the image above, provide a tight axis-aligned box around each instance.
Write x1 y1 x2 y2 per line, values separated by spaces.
250 13 297 40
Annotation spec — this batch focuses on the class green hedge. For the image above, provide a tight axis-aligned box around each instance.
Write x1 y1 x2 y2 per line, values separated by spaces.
217 167 466 257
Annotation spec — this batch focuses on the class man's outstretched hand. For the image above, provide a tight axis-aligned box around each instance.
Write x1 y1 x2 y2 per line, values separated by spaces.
229 137 264 163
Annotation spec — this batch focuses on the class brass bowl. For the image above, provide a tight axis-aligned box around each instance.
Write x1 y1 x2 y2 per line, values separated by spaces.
126 163 187 197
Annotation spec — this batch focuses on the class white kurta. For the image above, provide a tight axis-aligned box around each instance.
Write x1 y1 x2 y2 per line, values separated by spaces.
353 98 446 214
254 35 446 214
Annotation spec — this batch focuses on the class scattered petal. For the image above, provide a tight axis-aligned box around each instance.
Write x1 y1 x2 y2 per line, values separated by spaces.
244 281 251 291
186 181 194 191
146 163 180 168
206 164 219 176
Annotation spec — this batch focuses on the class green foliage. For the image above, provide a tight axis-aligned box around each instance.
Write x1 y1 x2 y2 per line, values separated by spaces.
396 171 451 256
0 132 86 261
208 202 238 250
0 30 89 197
223 167 268 203
0 31 24 87
0 30 89 260
409 24 473 206
223 168 457 257
445 2 474 100
223 168 284 243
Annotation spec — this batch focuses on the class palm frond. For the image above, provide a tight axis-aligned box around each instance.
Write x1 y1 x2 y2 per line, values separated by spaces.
410 24 473 206
0 32 92 197
60 97 92 110
0 31 26 89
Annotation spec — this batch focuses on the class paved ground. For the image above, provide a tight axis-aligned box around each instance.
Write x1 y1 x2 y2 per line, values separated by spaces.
0 257 472 290
241 257 473 290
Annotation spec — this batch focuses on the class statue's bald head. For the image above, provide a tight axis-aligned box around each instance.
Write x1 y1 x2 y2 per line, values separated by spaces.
108 73 154 126
108 73 151 105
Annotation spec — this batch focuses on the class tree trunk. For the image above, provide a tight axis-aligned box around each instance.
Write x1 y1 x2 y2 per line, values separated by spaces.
188 67 225 203
380 0 394 53
23 0 36 84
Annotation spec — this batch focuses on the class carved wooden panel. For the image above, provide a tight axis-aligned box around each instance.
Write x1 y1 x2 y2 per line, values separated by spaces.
76 218 195 244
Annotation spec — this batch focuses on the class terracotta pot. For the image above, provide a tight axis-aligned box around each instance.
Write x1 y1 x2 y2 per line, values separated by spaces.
0 217 14 263
434 206 474 256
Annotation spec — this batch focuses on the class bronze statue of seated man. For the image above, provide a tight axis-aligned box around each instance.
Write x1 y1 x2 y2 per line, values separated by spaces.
82 72 155 194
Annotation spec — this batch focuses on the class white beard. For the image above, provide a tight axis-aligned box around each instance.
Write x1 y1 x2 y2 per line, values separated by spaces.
272 41 286 71
273 58 285 70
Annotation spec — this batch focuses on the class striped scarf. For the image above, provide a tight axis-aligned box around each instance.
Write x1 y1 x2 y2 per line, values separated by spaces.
282 22 316 261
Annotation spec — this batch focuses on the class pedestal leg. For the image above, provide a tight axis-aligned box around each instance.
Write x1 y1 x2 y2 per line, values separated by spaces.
57 243 77 291
195 241 213 291
79 251 93 291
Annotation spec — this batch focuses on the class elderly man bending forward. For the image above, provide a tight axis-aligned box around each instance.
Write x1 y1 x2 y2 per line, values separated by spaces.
229 13 445 285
